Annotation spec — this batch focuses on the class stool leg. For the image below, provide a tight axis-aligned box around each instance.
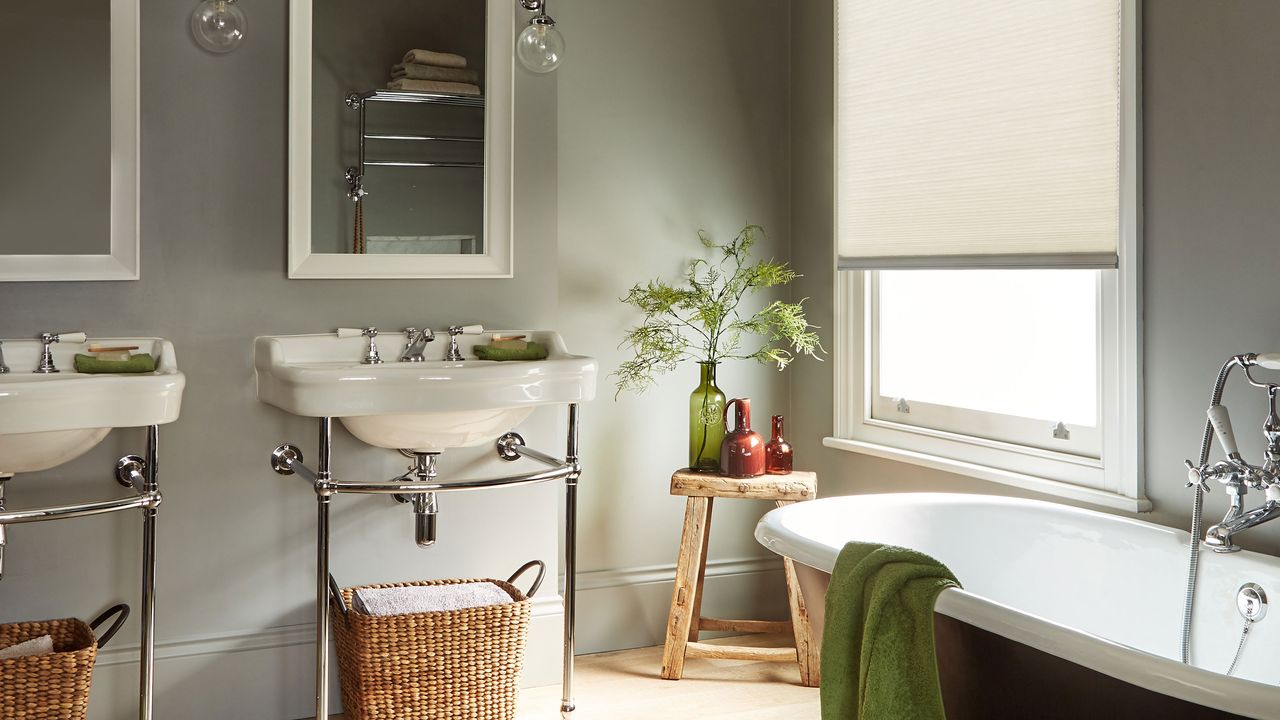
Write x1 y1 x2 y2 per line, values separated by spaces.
688 498 714 642
778 500 820 687
661 496 711 680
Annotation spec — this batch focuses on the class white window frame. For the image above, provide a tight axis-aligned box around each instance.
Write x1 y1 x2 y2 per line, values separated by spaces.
825 0 1147 513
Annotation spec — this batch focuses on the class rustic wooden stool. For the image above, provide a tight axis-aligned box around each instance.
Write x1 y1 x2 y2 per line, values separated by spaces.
660 468 819 687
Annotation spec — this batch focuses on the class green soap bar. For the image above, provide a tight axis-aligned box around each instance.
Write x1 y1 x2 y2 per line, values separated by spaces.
74 353 157 374
472 342 549 362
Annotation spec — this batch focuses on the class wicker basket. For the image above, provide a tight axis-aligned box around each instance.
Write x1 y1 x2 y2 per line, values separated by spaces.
331 561 545 720
0 605 130 720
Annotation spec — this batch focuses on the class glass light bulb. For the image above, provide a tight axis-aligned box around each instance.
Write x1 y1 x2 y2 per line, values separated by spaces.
516 21 564 74
191 0 246 54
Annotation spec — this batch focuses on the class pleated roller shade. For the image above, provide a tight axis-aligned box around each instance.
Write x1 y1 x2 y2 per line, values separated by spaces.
837 1 1123 269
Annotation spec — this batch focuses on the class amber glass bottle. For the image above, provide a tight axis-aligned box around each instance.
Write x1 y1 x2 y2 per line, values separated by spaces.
765 414 793 475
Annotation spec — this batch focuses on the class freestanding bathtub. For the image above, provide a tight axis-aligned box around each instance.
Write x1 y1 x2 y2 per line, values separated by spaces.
756 493 1280 720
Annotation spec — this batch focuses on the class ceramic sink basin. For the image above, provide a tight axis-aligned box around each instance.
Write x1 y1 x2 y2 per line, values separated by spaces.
0 337 185 475
254 331 597 452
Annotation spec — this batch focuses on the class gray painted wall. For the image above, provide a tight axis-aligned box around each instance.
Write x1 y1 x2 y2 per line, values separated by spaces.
790 0 1280 555
0 0 793 717
554 0 795 654
0 1 110 256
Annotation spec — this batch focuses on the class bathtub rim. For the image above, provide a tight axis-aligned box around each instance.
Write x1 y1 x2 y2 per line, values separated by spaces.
756 493 1280 720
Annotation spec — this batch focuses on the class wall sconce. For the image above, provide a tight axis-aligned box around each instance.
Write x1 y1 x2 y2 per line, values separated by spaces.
516 0 564 74
191 0 246 54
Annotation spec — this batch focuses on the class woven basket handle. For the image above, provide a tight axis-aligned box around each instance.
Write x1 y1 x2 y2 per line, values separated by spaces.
328 574 349 618
90 604 131 649
507 560 546 598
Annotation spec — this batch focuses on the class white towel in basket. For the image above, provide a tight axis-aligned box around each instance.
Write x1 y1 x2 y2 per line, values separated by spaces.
0 635 54 660
353 582 513 616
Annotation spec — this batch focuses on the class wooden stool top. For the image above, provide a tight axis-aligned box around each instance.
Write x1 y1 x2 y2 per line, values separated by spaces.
670 469 816 501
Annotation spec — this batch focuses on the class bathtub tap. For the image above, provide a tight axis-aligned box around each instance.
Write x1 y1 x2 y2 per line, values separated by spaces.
1189 356 1280 553
1205 496 1280 552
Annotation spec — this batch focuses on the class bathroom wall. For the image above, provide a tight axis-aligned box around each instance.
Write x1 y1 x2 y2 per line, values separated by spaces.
789 0 1280 555
553 0 795 654
0 0 795 718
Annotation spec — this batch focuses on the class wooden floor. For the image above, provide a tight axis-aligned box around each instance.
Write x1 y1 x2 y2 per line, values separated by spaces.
327 634 820 720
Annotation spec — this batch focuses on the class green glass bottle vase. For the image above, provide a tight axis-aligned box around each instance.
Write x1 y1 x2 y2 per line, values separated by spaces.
689 362 726 471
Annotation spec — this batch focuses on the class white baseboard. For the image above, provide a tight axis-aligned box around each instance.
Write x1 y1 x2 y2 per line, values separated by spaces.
83 556 788 719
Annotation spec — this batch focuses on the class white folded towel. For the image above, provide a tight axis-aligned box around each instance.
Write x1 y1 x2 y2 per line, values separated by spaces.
402 49 468 69
392 63 480 85
387 78 482 96
353 582 513 616
0 635 54 660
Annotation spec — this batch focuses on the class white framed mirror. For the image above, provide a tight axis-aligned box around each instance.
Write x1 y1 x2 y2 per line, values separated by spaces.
288 0 514 279
0 0 140 282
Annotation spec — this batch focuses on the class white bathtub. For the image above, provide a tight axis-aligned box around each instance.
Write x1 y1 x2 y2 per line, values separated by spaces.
756 493 1280 719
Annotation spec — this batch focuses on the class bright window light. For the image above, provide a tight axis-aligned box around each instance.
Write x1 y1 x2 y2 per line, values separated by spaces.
877 269 1098 427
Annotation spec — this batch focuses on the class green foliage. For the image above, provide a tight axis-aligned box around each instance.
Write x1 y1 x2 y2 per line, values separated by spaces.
614 225 823 396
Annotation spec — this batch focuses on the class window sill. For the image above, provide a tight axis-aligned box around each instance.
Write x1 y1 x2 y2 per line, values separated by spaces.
823 436 1152 513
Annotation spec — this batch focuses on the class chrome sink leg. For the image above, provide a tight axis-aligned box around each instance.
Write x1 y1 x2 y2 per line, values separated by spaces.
0 477 8 582
139 425 158 720
316 417 333 720
561 403 580 719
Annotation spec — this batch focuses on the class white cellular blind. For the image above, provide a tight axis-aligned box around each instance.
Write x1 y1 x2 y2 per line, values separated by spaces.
837 1 1122 269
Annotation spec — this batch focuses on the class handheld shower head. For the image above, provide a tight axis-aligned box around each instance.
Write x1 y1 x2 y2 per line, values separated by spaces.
1208 404 1243 461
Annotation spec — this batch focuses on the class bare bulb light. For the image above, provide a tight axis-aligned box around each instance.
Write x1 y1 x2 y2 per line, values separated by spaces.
516 15 564 74
191 0 246 54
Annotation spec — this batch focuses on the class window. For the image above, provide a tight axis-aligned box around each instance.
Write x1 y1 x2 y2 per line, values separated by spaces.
828 0 1145 511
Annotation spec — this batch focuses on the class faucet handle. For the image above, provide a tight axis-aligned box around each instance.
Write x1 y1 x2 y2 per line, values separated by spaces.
35 331 85 374
44 331 87 344
1185 460 1211 493
448 324 484 336
359 327 383 365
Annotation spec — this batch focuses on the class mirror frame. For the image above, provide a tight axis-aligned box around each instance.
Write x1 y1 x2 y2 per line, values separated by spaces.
288 0 514 279
0 0 140 282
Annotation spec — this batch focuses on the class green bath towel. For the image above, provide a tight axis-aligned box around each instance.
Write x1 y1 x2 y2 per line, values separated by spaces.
74 353 156 374
472 342 549 361
821 542 960 720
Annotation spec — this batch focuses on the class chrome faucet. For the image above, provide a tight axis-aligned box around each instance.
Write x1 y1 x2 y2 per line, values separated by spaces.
0 341 8 374
1186 353 1280 552
399 327 435 363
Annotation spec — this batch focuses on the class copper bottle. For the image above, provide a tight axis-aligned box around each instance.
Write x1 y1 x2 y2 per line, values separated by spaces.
720 398 765 478
765 414 793 475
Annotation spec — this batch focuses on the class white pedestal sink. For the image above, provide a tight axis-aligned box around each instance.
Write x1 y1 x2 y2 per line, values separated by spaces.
254 331 597 452
0 338 185 475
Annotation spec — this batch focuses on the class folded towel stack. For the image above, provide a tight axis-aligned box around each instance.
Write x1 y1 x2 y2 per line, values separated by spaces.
352 582 513 616
0 634 54 660
387 49 482 96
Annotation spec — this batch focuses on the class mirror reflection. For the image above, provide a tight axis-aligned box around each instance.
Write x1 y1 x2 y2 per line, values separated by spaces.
310 0 486 256
0 1 112 256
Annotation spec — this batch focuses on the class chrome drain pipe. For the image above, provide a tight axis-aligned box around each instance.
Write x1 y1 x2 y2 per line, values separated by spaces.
413 492 438 548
